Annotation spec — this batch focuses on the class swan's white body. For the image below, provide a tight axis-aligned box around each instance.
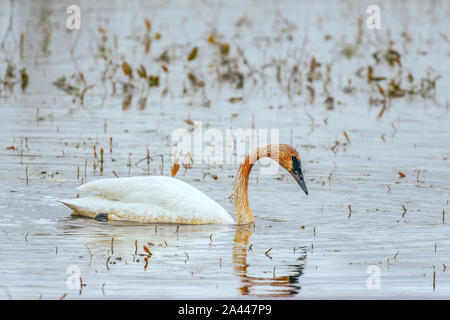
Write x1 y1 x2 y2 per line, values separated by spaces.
59 176 235 224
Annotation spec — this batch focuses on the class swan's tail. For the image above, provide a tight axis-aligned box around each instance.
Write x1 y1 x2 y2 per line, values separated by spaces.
57 197 99 219
58 196 158 223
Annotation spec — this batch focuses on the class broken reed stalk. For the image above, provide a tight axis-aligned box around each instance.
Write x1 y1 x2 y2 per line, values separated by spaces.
433 271 436 290
100 148 104 173
146 146 150 175
84 159 87 182
128 153 132 176
93 145 97 172
79 276 83 295
20 33 24 60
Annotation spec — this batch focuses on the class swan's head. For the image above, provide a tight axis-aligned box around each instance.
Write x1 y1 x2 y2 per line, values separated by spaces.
278 145 308 195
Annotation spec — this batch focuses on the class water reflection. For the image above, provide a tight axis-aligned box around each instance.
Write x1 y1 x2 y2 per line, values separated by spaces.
61 216 231 259
233 226 307 297
60 216 306 298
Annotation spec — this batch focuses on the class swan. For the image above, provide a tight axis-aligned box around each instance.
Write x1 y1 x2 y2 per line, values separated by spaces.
58 144 308 225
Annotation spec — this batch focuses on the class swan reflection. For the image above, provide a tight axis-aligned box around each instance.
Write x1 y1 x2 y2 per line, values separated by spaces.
61 217 306 298
233 226 306 297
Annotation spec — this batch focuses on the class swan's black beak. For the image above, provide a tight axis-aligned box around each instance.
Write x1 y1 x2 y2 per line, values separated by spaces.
290 156 308 195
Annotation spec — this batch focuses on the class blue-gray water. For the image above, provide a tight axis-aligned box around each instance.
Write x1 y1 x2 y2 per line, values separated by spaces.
0 0 449 299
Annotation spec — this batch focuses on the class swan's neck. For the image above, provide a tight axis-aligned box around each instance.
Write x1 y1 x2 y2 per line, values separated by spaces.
233 145 281 225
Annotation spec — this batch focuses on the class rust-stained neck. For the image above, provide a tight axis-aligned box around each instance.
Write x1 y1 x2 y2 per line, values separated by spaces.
233 144 299 225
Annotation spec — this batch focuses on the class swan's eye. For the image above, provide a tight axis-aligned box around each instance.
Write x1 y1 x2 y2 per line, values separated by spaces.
291 155 301 172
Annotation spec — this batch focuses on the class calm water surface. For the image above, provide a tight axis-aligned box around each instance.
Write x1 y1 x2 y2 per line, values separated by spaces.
0 0 449 299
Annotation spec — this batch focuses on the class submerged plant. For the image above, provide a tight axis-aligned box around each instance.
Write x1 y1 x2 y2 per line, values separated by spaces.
52 73 94 105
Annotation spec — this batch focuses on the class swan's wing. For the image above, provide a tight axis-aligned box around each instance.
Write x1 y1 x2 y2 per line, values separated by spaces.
76 176 168 203
73 176 234 224
76 176 214 206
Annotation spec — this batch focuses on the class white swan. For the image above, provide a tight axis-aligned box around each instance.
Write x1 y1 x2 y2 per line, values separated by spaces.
59 144 308 225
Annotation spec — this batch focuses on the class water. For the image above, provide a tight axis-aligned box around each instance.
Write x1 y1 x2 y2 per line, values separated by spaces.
0 0 449 299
